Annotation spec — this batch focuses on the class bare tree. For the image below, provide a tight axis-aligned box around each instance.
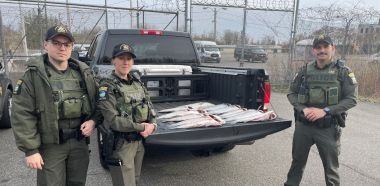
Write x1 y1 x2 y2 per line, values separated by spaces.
299 2 380 58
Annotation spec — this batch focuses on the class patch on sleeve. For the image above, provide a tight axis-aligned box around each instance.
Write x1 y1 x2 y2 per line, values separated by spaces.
13 79 23 95
348 72 357 85
98 86 109 101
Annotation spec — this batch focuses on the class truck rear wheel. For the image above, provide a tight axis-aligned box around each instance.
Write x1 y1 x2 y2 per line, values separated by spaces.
0 89 12 129
97 129 109 170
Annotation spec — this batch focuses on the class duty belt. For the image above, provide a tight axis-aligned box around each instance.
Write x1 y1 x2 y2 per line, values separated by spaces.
295 111 335 128
59 128 85 144
113 131 142 142
58 118 82 129
58 118 84 144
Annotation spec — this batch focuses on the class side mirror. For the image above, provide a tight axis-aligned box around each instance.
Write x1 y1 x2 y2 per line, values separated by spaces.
102 56 112 64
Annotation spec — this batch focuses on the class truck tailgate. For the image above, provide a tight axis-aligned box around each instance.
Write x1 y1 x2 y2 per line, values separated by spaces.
145 101 292 148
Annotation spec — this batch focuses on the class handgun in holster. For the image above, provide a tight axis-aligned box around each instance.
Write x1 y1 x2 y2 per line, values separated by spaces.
97 125 126 186
335 112 347 128
97 125 126 164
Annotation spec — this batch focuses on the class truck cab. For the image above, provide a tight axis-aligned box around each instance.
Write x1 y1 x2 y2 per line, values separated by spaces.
194 40 221 63
0 62 12 129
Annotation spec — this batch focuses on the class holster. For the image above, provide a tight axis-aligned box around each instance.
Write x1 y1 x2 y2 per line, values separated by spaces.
97 124 115 159
59 128 85 144
335 112 347 128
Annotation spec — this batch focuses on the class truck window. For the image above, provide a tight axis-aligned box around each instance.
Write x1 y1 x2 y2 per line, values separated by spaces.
101 35 198 64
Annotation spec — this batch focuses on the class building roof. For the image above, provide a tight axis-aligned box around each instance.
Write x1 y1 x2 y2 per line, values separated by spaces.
296 39 313 46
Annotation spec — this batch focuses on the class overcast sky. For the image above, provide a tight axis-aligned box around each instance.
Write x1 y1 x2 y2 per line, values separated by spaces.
2 0 380 42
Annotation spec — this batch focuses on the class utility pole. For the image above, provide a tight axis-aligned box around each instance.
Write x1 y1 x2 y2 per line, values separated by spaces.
184 0 191 33
289 0 300 64
0 9 8 74
105 0 108 29
240 0 248 67
130 0 133 28
66 0 70 29
38 3 44 54
19 2 29 58
213 8 217 42
44 0 48 31
136 0 140 28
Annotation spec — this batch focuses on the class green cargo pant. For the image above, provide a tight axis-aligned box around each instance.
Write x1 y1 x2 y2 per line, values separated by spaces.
37 138 89 186
285 121 341 186
109 139 145 186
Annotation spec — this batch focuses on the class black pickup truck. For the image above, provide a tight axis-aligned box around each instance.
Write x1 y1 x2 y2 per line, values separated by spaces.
0 63 12 129
83 29 291 167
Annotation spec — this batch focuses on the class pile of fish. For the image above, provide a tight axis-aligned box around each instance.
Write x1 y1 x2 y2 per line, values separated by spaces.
158 102 277 129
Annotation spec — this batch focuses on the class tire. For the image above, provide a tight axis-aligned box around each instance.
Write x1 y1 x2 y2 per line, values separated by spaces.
212 144 236 153
0 89 12 129
97 129 109 169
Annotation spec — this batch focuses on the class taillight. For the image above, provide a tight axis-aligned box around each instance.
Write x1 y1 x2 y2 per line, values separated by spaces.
140 29 163 35
262 80 271 112
263 80 271 104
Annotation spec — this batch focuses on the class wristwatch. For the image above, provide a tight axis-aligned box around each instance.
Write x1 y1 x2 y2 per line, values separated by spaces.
323 107 331 115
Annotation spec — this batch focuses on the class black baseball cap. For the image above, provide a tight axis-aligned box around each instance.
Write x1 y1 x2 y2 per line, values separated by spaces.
45 25 75 42
112 43 136 58
313 35 333 48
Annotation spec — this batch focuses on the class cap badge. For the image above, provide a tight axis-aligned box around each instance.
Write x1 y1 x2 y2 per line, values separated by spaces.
120 44 130 51
55 26 67 33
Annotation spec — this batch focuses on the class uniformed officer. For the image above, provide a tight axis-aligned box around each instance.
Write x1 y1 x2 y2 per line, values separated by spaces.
11 25 101 186
284 35 358 186
97 43 156 186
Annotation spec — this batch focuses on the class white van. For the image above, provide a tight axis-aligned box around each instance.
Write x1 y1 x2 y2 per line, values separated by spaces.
194 41 221 63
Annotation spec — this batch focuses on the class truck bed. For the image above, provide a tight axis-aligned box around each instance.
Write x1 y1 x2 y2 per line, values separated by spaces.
145 101 292 148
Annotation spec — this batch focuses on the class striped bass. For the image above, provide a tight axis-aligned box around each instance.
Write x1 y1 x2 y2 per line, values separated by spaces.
158 102 215 113
224 110 262 123
219 108 247 119
169 115 225 129
204 104 231 112
157 110 200 119
207 105 241 115
162 113 207 122
233 110 277 123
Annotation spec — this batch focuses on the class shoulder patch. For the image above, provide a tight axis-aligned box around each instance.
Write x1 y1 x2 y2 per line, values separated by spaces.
13 79 24 95
98 86 109 101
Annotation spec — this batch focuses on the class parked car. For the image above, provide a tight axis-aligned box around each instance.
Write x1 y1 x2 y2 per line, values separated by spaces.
194 41 221 63
73 44 90 61
234 46 268 63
